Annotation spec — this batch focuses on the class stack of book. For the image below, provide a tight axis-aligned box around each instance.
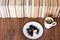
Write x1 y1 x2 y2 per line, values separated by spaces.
0 0 60 18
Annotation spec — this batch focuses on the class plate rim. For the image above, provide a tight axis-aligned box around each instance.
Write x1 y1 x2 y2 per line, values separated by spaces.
23 21 43 39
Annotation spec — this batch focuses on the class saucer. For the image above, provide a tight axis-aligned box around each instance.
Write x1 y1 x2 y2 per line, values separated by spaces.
23 21 43 39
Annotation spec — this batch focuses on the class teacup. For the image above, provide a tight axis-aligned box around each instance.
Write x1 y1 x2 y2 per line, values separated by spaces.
44 17 57 29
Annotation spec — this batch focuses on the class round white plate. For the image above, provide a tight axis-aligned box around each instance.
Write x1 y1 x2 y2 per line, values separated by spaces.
23 21 43 39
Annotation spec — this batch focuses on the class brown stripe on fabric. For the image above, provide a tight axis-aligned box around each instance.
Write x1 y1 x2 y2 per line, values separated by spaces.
6 0 8 6
8 0 11 17
42 0 46 6
0 0 2 6
28 0 32 6
54 0 58 18
45 0 53 17
44 7 48 17
6 0 9 17
2 0 7 17
45 0 49 17
38 0 40 18
41 0 43 18
16 0 22 18
51 7 57 18
5 0 10 17
45 0 48 6
53 0 57 6
32 0 39 18
52 0 58 17
50 0 53 17
39 0 43 17
14 0 17 18
9 0 16 18
34 0 39 6
28 0 32 18
44 0 48 17
57 10 60 18
46 0 49 6
23 0 26 17
2 0 5 6
41 0 46 18
33 0 40 18
56 7 60 18
44 7 47 17
34 7 39 18
38 0 39 17
48 0 51 14
15 0 21 6
23 2 24 18
52 0 58 18
40 0 43 6
23 0 25 18
28 0 30 6
21 0 24 6
3 6 8 17
45 7 50 17
15 0 17 17
23 0 27 6
46 0 51 6
14 0 16 6
50 0 53 6
21 0 24 18
58 0 60 6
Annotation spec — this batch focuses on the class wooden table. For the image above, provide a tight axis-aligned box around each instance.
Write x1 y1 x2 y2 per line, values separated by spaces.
0 18 60 40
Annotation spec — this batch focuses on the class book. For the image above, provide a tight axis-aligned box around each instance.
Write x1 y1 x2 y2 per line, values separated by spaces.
0 6 6 18
0 0 7 18
24 0 29 17
58 0 60 6
0 0 2 6
21 6 24 18
39 6 42 18
2 6 8 18
16 0 21 18
0 0 3 17
51 0 58 17
41 0 46 18
55 7 60 18
16 6 22 18
34 0 39 6
31 0 34 18
51 6 57 17
28 0 32 18
28 6 32 18
9 0 16 18
34 7 39 18
39 0 43 18
5 6 10 17
34 0 39 18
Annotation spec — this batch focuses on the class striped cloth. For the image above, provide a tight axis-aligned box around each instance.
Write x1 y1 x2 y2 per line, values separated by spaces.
0 0 60 18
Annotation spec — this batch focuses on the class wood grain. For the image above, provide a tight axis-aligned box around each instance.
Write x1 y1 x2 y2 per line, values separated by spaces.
0 18 60 40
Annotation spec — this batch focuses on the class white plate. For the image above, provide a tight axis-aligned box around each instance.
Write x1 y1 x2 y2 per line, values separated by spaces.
23 21 43 39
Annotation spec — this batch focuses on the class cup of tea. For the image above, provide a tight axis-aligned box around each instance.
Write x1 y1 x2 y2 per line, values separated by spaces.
44 17 57 29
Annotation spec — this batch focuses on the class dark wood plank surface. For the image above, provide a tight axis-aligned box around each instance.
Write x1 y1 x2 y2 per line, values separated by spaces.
0 18 60 40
